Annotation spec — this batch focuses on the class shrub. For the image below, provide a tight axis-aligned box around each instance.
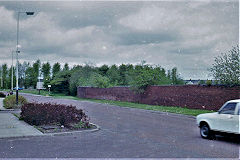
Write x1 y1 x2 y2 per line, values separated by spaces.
20 103 90 127
198 80 205 85
206 80 212 86
0 92 6 98
3 95 27 109
91 73 111 88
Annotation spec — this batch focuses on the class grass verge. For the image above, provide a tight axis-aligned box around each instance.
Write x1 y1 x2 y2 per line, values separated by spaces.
19 89 51 96
20 89 214 116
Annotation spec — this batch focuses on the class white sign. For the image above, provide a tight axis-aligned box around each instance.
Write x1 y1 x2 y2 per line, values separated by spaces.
48 85 51 88
37 82 45 90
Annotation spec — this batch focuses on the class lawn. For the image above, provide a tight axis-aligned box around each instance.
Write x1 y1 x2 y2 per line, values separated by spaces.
19 89 50 96
20 89 214 116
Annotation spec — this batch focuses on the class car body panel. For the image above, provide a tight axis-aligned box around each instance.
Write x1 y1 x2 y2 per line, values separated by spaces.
196 99 240 135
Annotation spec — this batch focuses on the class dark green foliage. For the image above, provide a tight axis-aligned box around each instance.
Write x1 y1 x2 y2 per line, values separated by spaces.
1 64 8 89
198 80 205 85
52 62 61 78
98 64 109 76
90 73 111 88
32 60 41 88
23 60 41 89
50 70 72 95
127 63 184 93
7 66 16 89
119 64 128 85
43 76 51 89
69 65 96 96
41 62 51 79
18 62 29 87
50 62 184 95
128 64 172 93
5 59 184 95
106 65 121 85
42 62 51 88
170 67 184 85
25 66 35 88
63 63 69 71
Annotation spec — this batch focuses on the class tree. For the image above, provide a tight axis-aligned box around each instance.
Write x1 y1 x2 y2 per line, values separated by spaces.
32 60 41 88
7 66 16 89
41 62 51 79
83 72 111 88
210 46 240 85
19 61 30 87
98 64 109 76
2 64 8 89
50 70 71 95
128 64 170 93
63 63 69 71
69 65 96 95
52 62 61 78
119 64 128 85
106 65 121 85
170 67 184 85
25 66 35 88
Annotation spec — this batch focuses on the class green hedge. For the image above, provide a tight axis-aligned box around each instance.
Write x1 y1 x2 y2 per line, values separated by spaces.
3 95 27 109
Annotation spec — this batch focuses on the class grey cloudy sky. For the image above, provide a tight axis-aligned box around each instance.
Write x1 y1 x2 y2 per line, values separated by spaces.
0 0 238 79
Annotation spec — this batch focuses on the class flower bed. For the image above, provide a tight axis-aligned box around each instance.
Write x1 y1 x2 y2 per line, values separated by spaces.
20 102 91 131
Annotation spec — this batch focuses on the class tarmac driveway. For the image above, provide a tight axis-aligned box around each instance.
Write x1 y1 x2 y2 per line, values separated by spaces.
0 93 239 158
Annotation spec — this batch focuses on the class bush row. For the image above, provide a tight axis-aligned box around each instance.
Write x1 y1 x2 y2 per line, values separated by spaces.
20 102 90 127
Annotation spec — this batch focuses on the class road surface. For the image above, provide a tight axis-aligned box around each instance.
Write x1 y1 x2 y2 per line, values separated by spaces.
0 94 239 158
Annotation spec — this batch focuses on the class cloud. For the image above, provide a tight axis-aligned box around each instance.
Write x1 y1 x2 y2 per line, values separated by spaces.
0 1 238 80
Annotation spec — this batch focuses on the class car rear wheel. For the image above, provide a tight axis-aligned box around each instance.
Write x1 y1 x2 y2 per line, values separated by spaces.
200 124 213 139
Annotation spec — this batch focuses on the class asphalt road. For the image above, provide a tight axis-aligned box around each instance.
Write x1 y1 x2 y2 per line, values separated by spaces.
0 94 239 158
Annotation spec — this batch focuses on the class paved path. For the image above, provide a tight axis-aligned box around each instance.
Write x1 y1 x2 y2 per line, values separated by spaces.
0 98 5 110
0 113 43 138
0 97 43 138
0 93 239 158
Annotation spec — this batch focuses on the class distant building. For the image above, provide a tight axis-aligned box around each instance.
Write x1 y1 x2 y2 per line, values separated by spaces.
184 79 204 85
184 79 218 85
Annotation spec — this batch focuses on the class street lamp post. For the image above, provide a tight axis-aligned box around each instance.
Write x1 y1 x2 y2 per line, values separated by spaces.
16 11 34 105
11 51 14 91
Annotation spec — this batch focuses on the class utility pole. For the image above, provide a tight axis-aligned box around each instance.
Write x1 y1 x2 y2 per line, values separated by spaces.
0 67 2 89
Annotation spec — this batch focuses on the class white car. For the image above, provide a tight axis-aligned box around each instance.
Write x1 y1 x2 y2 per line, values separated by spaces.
196 99 240 139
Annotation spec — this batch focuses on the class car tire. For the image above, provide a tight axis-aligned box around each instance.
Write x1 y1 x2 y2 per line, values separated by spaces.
200 124 214 139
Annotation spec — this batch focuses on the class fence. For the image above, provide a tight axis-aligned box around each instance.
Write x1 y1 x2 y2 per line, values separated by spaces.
77 85 240 111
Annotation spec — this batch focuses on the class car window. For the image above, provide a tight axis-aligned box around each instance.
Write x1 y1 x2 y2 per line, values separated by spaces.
219 102 237 115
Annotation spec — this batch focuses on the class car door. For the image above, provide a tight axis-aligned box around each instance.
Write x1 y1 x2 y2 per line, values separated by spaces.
237 104 240 134
215 102 238 133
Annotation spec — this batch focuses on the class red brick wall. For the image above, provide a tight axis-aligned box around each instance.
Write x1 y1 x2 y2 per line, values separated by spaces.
77 85 240 111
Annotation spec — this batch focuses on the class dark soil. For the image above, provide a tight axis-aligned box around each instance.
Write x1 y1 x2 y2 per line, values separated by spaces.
36 123 97 134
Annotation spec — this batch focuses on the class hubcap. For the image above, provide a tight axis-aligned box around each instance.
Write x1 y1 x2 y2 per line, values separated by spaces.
201 125 209 137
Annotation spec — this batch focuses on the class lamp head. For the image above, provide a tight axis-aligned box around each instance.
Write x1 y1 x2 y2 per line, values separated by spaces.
26 12 34 15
